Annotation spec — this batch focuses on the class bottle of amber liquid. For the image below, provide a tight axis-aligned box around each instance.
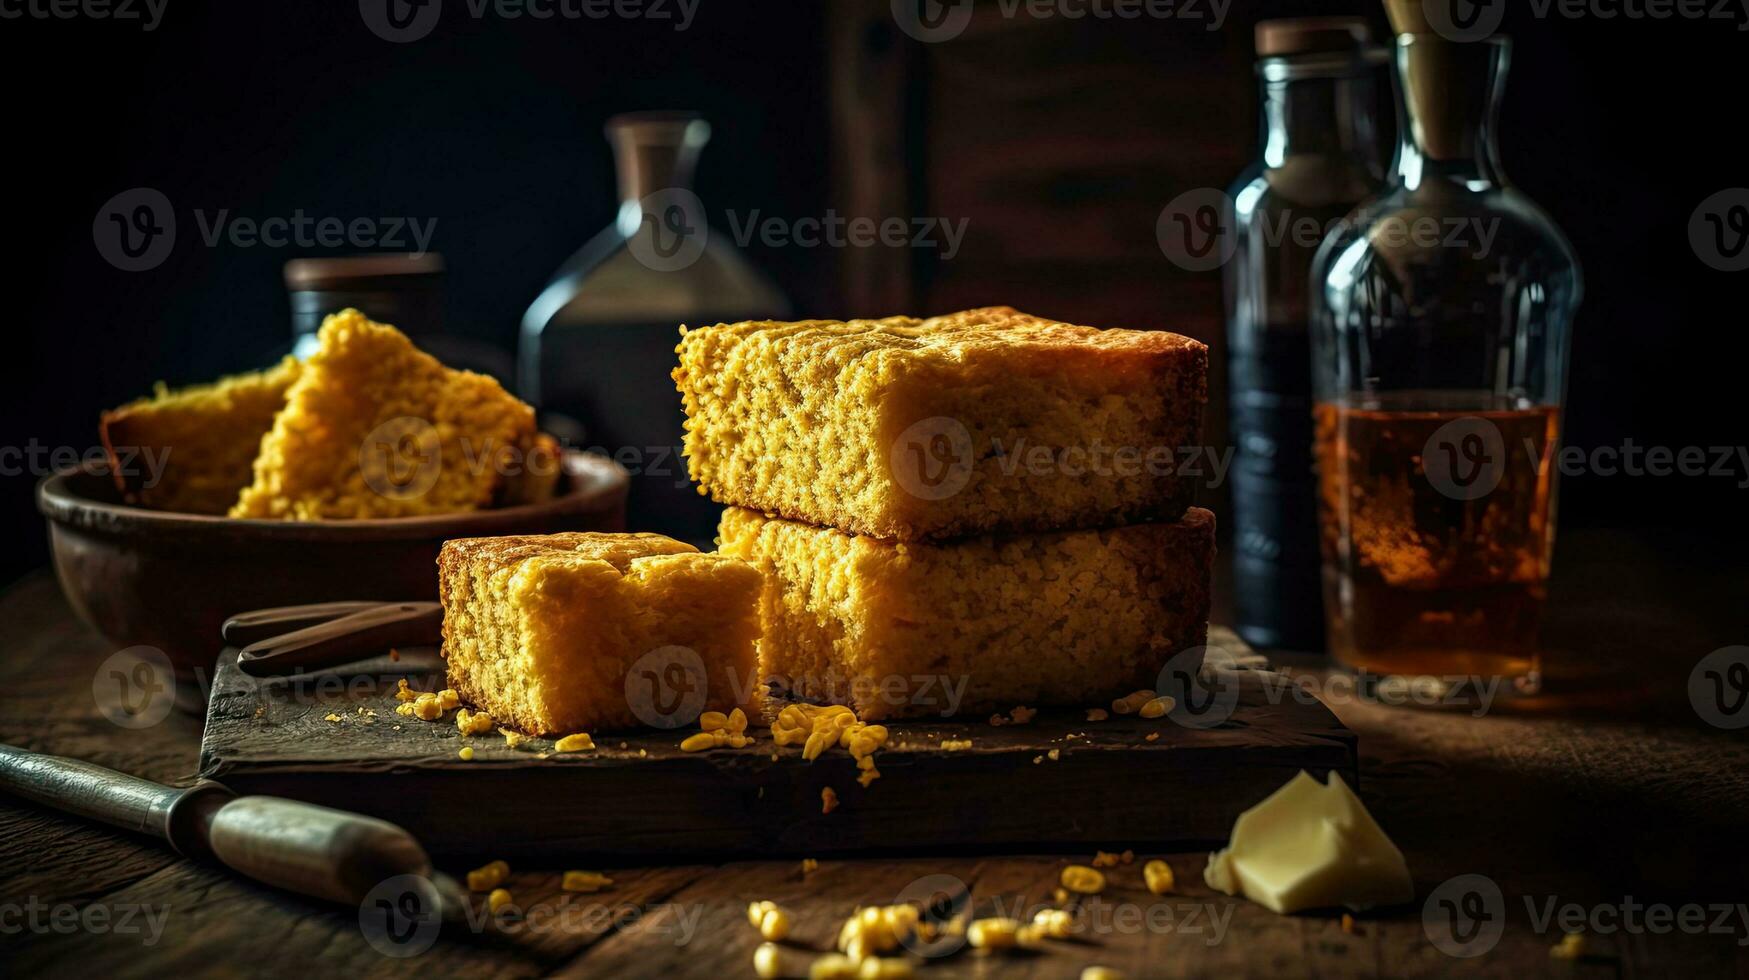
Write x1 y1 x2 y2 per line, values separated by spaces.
1310 7 1582 697
1225 19 1386 652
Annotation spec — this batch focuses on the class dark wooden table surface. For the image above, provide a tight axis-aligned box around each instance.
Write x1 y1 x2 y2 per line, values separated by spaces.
3 528 1746 978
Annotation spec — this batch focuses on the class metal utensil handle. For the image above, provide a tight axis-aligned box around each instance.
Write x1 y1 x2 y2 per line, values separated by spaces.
222 601 392 647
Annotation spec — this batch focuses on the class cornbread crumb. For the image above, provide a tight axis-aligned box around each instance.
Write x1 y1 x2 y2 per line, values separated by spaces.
720 508 1214 720
487 888 512 914
1033 908 1075 939
1047 748 1061 761
456 708 494 736
499 728 527 749
1139 696 1175 719
674 307 1208 541
412 694 444 721
561 870 612 893
323 712 342 723
821 787 839 814
467 860 509 892
681 732 716 753
554 733 595 753
1121 849 1135 864
394 679 419 702
801 858 819 873
438 689 461 710
858 766 881 788
940 739 974 751
439 532 762 736
967 917 1021 949
1093 851 1122 869
1143 859 1175 895
1145 732 1160 742
1111 689 1155 715
458 746 475 761
232 310 535 520
1340 913 1357 935
1550 932 1586 960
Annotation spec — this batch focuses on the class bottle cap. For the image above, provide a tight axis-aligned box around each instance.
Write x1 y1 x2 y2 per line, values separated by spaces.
283 253 444 292
1255 17 1373 58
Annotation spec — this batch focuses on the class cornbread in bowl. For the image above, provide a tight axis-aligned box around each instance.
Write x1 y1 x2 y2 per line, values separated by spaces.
38 450 628 694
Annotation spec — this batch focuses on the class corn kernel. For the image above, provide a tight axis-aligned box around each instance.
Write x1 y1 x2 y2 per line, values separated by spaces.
1092 850 1121 868
940 739 972 751
748 900 777 928
858 766 881 788
466 859 509 892
699 710 729 731
554 732 595 752
801 858 819 873
1081 968 1126 980
728 707 749 733
1060 865 1106 895
394 701 416 717
1033 908 1074 939
394 678 419 702
680 732 717 752
487 887 512 914
809 954 857 980
803 731 832 761
456 708 494 736
1053 888 1070 904
437 689 461 710
458 746 475 761
1341 913 1357 935
760 906 793 941
754 942 783 979
1138 696 1174 719
966 917 1020 949
857 958 913 979
1143 859 1175 895
561 870 612 893
822 786 839 814
1550 932 1586 960
1009 706 1036 724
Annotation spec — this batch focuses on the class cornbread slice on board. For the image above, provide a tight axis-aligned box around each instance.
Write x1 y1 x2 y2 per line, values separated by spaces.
232 309 536 520
439 532 763 736
674 306 1208 541
99 357 301 514
718 506 1215 721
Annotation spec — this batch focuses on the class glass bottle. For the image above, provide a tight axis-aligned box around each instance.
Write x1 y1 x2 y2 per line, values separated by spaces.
1224 19 1387 653
520 112 790 545
1309 30 1582 696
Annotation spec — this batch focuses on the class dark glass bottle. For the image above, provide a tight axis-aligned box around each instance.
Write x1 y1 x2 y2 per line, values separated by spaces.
1224 19 1387 652
519 112 789 545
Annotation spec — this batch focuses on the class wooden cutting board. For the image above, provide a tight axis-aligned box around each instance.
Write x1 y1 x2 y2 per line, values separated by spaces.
197 627 1355 862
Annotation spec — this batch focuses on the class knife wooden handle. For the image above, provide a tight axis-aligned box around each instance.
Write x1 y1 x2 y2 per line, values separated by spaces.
204 796 446 905
236 602 443 677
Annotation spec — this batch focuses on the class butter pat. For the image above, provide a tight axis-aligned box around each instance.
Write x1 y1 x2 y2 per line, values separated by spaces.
1204 770 1412 914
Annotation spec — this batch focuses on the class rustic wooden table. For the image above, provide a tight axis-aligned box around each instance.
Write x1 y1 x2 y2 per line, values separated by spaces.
3 528 1746 978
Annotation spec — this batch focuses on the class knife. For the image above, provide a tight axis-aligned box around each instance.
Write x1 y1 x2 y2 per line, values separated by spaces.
0 743 467 922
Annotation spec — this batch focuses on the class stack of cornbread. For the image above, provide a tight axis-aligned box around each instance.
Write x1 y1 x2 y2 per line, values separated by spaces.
675 306 1217 721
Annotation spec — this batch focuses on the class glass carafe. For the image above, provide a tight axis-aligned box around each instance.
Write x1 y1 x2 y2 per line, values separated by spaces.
519 112 789 544
1310 34 1582 697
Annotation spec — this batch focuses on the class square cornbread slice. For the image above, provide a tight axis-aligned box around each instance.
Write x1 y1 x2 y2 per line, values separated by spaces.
675 306 1208 541
232 309 536 520
439 532 763 736
718 506 1216 721
100 357 301 514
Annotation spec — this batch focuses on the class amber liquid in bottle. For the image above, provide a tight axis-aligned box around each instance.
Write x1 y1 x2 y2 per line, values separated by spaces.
1313 391 1559 684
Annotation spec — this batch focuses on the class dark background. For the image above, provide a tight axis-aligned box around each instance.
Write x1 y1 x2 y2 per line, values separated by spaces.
3 0 1742 587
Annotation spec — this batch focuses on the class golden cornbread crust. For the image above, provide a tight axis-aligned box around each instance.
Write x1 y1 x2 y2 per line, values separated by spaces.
99 358 301 514
674 306 1208 542
232 310 536 520
718 506 1216 721
439 532 763 735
